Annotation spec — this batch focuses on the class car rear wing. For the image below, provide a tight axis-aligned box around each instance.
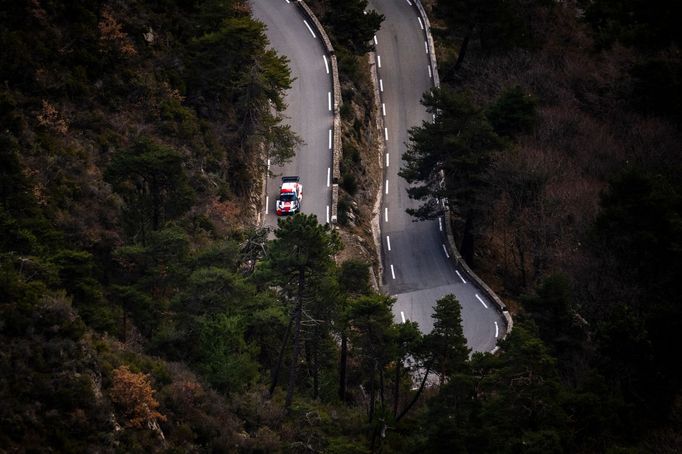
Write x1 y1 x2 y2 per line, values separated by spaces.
281 176 300 183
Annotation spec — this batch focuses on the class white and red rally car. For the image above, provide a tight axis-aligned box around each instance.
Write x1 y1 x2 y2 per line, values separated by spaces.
276 176 303 216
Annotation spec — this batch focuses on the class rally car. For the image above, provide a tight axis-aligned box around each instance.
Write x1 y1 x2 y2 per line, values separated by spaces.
276 176 303 216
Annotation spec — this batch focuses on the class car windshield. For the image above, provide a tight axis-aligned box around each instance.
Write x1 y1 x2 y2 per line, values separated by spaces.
279 193 297 202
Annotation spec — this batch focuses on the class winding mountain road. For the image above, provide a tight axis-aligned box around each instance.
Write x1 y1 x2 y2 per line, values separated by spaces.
251 0 504 352
370 0 505 352
250 0 334 227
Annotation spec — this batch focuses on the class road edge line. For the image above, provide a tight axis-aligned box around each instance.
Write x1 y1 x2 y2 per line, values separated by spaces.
413 0 513 340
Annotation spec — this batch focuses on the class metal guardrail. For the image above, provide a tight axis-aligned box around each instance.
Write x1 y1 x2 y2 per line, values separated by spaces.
413 0 513 338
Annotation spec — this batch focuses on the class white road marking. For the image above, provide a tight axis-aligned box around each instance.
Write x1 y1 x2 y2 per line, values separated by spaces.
406 0 412 5
380 79 384 92
374 35 378 45
432 114 436 121
442 244 450 258
438 217 442 231
328 129 332 149
285 0 290 3
390 264 396 279
326 205 330 223
428 65 432 78
456 270 467 284
475 294 489 309
327 167 330 187
323 55 329 74
377 55 382 68
303 20 316 38
267 158 271 170
418 17 424 30
328 92 332 111
385 179 389 194
384 127 388 141
382 103 386 116
494 321 499 338
401 311 406 323
386 235 391 251
265 196 269 214
386 153 389 167
424 41 429 54
384 207 388 222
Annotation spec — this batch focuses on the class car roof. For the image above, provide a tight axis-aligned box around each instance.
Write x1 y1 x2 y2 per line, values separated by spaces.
281 182 298 191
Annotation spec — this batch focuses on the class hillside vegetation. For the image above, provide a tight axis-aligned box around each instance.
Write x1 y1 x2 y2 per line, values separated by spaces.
402 0 681 451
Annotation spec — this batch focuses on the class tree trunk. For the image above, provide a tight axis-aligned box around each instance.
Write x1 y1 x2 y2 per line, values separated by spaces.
338 330 348 402
516 233 527 289
393 361 401 417
285 268 305 410
313 329 320 400
269 310 294 397
396 364 431 422
150 177 160 231
368 362 376 423
121 310 127 344
379 367 385 410
453 25 474 71
305 339 313 385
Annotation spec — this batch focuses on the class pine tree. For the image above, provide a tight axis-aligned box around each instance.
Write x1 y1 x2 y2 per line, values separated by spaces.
263 214 341 409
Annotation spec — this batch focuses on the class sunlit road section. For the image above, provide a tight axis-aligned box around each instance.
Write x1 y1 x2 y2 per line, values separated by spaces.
250 0 334 226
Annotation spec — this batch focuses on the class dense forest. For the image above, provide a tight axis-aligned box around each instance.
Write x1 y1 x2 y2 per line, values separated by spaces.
0 0 680 452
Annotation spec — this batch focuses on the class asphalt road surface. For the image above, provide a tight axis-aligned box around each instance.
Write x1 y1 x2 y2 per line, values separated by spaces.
250 0 334 227
250 0 504 352
370 0 505 352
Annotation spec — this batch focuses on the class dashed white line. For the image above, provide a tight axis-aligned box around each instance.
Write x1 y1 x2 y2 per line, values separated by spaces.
328 92 332 111
428 65 432 78
265 196 269 214
326 205 330 223
401 311 406 323
267 158 271 170
328 129 332 149
386 236 392 251
303 20 316 38
438 217 442 231
374 35 378 45
442 244 450 258
385 179 389 194
424 41 429 54
386 153 389 167
494 321 499 338
390 264 396 279
327 167 330 187
432 113 436 121
380 79 384 92
382 103 386 116
475 294 488 309
384 127 388 141
323 55 329 74
384 207 388 222
456 270 467 284
418 17 424 30
377 55 382 68
406 0 412 5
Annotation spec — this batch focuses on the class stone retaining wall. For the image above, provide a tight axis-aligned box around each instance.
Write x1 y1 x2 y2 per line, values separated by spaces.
296 1 341 223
